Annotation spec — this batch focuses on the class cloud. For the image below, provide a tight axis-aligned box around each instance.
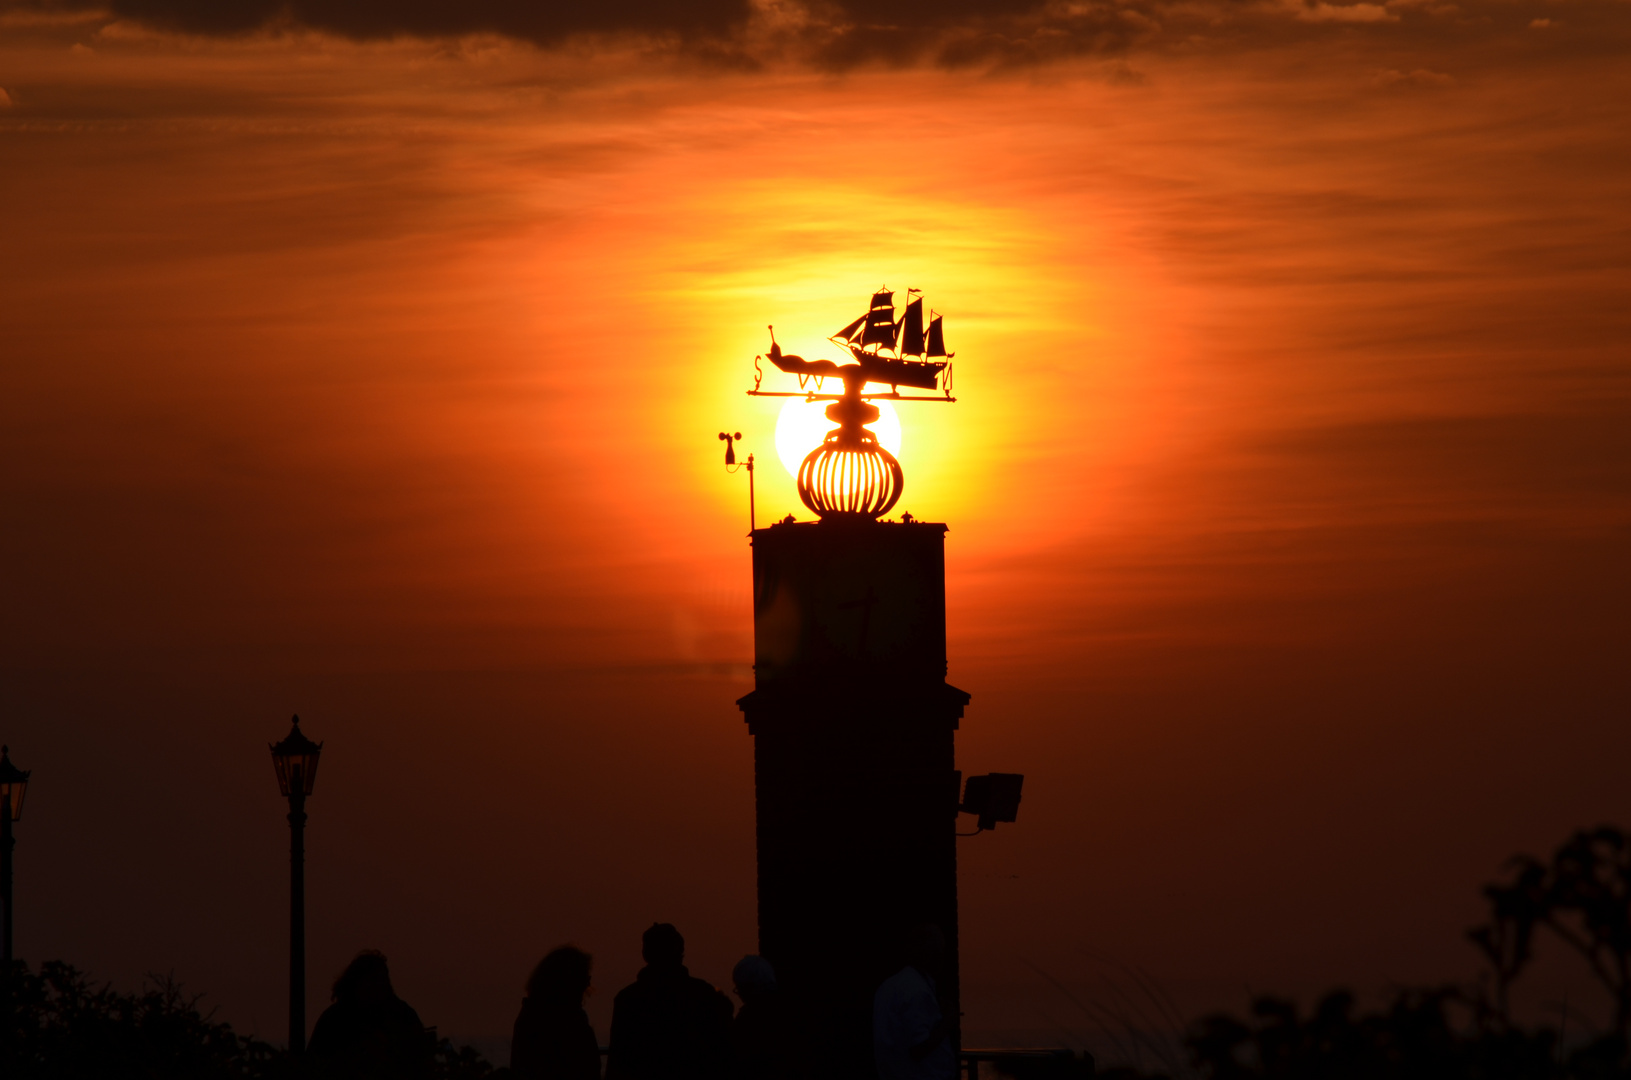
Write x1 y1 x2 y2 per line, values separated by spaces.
1295 0 1398 22
1384 0 1459 17
66 0 1169 66
106 0 752 40
1372 65 1455 85
0 0 1573 68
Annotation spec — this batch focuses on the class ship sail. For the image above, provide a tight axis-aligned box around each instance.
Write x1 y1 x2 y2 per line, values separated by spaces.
899 296 925 356
861 290 896 348
926 312 951 357
833 314 866 342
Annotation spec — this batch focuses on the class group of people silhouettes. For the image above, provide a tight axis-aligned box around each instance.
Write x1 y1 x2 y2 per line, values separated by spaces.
305 921 956 1080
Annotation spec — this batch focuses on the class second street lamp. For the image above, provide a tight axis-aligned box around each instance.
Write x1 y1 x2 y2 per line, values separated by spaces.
270 716 322 1055
0 745 30 969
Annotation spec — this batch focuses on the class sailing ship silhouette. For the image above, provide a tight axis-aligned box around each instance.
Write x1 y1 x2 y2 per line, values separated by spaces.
760 288 954 397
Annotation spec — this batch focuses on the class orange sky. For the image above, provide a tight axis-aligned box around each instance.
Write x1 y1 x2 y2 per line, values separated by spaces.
2 0 1629 1062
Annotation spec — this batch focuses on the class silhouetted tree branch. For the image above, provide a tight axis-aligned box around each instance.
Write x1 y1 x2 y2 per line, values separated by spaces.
2 959 283 1078
1474 825 1631 1053
1187 988 1559 1079
1470 856 1549 1024
1184 823 1631 1079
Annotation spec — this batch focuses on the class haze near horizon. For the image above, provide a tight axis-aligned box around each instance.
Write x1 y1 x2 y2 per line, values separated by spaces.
1 0 1628 1061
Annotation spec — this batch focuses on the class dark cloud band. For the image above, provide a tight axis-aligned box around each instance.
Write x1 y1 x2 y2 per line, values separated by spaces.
106 0 767 40
34 0 1105 46
12 0 1623 69
95 0 756 39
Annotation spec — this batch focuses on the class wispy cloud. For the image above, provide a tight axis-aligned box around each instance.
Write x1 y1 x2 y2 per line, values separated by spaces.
7 0 1622 69
1294 0 1397 22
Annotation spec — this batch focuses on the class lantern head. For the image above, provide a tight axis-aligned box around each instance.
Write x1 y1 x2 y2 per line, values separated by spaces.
270 716 323 798
0 744 30 822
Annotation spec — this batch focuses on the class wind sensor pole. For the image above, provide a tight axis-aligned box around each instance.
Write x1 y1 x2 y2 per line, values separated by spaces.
719 431 754 532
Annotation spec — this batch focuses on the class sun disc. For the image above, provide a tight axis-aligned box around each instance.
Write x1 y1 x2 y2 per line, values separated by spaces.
775 397 901 479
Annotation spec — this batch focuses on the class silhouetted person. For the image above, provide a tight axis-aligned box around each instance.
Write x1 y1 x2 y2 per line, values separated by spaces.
730 955 809 1080
606 922 733 1080
873 926 955 1080
511 946 602 1080
308 949 431 1080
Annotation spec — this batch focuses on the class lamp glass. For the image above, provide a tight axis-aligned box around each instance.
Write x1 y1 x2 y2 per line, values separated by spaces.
0 748 27 822
0 777 24 822
270 719 323 798
272 751 320 797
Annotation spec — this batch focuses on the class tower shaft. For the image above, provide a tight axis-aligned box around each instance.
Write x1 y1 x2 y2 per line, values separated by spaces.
739 518 968 1077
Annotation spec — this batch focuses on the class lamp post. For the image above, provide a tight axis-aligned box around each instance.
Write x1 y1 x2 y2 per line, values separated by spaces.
0 745 29 968
270 717 322 1054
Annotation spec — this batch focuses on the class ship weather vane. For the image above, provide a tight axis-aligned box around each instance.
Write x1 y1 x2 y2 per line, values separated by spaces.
748 286 956 521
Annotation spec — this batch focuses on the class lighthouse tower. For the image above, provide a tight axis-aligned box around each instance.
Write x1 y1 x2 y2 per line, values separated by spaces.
738 516 968 1075
735 291 989 1077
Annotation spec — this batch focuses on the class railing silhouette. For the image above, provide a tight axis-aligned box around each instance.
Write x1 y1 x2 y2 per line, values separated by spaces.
960 1047 1086 1079
588 1044 1088 1077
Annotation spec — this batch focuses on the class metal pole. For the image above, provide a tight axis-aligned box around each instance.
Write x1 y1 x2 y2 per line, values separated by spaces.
2 804 12 967
288 765 307 1055
747 454 756 533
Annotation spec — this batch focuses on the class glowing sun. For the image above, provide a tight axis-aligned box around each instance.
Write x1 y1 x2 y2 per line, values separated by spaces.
774 397 902 478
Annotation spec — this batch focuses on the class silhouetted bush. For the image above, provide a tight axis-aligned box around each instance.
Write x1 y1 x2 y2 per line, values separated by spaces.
2 959 284 1079
431 1036 496 1079
1187 987 1558 1079
1 960 500 1079
1178 824 1631 1079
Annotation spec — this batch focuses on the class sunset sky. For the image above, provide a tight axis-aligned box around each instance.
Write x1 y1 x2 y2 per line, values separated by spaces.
2 0 1629 1063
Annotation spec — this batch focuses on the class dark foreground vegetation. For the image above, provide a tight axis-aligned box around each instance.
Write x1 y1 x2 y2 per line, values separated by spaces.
1164 824 1631 1080
0 960 493 1080
6 824 1631 1078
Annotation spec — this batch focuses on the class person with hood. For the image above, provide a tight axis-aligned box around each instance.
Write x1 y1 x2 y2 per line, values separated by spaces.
606 923 733 1080
873 925 955 1080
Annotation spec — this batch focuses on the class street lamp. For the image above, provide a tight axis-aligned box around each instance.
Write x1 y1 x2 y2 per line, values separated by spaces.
0 745 30 968
270 716 322 1054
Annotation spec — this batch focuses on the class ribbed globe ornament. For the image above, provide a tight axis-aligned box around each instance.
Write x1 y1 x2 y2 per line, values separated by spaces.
798 436 904 519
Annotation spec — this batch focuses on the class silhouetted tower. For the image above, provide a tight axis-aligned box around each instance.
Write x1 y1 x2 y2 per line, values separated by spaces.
741 518 967 1075
736 290 992 1076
